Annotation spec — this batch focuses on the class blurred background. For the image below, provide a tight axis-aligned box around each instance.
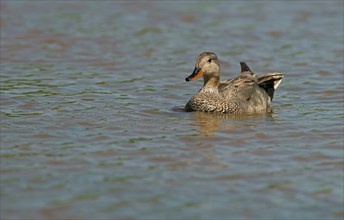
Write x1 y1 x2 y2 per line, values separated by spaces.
1 1 343 219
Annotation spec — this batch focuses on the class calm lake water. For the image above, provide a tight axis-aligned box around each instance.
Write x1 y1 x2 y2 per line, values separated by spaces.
1 1 343 219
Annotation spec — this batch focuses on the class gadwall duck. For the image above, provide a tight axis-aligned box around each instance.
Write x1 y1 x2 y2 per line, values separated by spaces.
185 52 284 114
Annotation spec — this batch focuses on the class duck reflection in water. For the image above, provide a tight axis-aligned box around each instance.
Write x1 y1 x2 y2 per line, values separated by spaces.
190 111 276 136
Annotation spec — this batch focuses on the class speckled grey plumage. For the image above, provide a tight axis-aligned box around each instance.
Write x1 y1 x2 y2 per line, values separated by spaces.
185 52 284 114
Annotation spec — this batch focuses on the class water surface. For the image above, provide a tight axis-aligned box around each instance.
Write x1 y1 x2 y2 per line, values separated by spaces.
1 1 343 219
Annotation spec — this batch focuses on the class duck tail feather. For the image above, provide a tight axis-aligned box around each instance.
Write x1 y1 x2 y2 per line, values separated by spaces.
258 73 284 101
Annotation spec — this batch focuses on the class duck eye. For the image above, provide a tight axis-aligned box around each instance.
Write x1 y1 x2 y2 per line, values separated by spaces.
207 59 212 63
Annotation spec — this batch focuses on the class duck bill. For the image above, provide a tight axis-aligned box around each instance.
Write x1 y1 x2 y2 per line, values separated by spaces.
185 67 204 82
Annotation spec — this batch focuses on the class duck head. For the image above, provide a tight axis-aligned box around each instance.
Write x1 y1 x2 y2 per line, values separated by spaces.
185 52 221 82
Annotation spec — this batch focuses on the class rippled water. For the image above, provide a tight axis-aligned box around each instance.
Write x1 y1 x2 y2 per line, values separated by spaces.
1 1 343 219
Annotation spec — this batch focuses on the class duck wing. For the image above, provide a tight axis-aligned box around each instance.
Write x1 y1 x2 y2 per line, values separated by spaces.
219 72 259 100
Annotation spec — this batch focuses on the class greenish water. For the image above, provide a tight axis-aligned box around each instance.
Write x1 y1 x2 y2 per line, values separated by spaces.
1 1 343 219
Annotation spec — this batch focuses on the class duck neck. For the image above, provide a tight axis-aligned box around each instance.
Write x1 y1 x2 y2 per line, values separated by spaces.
203 72 220 91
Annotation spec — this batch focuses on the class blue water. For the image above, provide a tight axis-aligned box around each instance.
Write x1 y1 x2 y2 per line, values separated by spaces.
1 1 343 219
